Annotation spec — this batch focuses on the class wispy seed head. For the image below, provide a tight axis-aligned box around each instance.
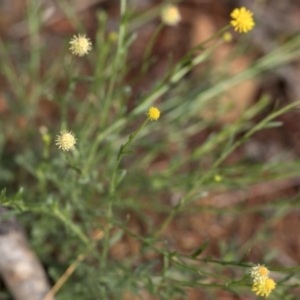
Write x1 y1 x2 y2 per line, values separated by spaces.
56 131 76 151
69 34 92 57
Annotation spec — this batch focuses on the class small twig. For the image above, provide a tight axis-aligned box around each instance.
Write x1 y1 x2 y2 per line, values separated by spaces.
43 253 85 300
43 231 103 300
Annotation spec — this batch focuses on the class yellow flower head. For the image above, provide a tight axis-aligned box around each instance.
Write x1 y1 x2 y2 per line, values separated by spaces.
250 264 270 283
230 7 255 33
108 31 118 42
161 5 181 26
222 32 233 42
56 131 76 151
147 107 161 121
252 278 276 298
69 34 92 56
214 175 222 182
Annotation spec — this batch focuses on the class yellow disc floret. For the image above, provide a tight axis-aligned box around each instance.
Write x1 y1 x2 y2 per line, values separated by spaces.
147 107 161 121
252 278 276 298
230 7 255 33
222 32 233 42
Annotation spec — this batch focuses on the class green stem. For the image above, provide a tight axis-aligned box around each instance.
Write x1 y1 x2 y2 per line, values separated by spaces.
101 0 127 128
61 57 75 126
101 102 149 265
188 24 230 54
212 100 300 169
154 199 183 238
53 207 89 245
110 118 149 195
154 100 300 238
83 28 225 174
141 23 164 74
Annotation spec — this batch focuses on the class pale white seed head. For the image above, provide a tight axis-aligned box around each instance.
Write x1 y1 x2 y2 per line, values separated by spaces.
250 264 270 283
69 34 92 57
56 131 76 151
161 5 181 26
